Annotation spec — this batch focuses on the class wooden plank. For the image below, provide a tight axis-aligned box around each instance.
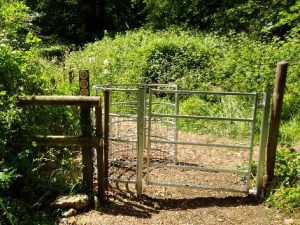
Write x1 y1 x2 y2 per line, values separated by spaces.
17 95 100 106
266 61 288 181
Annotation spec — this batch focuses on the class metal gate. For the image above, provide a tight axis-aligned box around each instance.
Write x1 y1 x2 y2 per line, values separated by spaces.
93 84 270 196
93 84 178 195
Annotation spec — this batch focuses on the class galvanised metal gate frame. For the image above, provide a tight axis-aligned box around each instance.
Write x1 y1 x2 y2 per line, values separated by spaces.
93 84 178 195
146 89 270 196
93 84 270 197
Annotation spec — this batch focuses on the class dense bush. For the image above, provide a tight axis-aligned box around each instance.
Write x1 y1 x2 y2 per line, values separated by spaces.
23 0 300 43
267 148 300 213
144 0 299 39
62 28 300 144
0 1 82 223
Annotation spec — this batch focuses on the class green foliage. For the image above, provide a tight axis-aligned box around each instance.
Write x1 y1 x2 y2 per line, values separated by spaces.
179 94 254 139
25 0 106 44
0 2 82 224
267 148 300 213
143 0 295 39
0 197 14 225
0 197 59 225
0 0 32 48
264 0 300 38
61 28 300 143
106 0 146 31
0 167 19 191
20 0 300 44
63 27 295 92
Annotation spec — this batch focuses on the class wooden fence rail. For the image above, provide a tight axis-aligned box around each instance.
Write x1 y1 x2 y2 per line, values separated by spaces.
16 95 105 206
17 95 101 106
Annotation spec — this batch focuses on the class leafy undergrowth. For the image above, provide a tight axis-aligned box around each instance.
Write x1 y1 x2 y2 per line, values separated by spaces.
56 27 300 144
267 148 300 213
0 197 60 225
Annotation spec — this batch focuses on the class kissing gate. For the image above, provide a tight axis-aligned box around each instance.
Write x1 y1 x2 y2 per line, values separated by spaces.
94 84 270 197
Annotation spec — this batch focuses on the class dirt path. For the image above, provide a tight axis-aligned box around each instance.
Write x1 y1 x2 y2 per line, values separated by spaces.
61 122 299 225
62 184 295 225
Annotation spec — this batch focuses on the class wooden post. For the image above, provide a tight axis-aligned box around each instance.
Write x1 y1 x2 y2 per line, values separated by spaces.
266 61 288 181
103 90 110 190
95 100 105 203
80 106 94 205
79 70 94 206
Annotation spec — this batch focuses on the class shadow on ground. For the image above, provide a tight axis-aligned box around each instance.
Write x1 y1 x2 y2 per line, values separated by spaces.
96 184 261 219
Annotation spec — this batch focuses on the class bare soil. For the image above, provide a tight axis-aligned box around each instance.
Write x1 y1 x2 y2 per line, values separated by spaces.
62 121 299 225
63 185 298 225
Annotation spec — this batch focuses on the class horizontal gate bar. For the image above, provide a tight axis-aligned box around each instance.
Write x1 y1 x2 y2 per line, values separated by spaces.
95 88 139 93
111 101 138 105
149 119 176 126
109 113 138 118
110 159 137 166
148 181 248 193
144 84 178 88
110 119 138 124
150 89 257 96
93 83 178 89
150 140 251 149
150 102 176 107
149 162 248 175
151 113 254 122
108 178 136 184
110 138 137 143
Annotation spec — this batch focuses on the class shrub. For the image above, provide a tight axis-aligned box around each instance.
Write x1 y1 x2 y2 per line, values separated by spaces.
267 148 300 213
62 27 300 143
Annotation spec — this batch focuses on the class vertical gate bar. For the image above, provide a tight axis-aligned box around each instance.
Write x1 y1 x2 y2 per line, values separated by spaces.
146 89 153 185
95 100 105 203
246 93 259 192
173 86 179 163
136 87 145 196
108 89 112 157
143 86 148 149
255 92 271 196
103 90 110 190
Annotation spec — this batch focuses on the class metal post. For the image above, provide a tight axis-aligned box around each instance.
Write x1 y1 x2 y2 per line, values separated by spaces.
256 93 271 197
146 89 153 185
173 86 179 163
246 94 258 192
103 90 110 190
143 85 148 149
95 100 105 204
136 87 145 196
108 89 112 157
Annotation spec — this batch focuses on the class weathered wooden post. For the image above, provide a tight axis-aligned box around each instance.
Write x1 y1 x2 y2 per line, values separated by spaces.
79 70 94 206
266 61 288 181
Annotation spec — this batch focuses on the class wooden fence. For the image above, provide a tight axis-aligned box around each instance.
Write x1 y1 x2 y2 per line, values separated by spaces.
17 95 106 205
